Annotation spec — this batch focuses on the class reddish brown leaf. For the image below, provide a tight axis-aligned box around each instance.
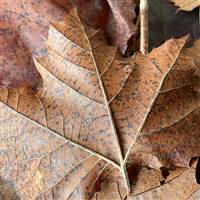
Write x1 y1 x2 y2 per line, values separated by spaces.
76 0 137 53
0 0 72 88
0 19 41 88
1 0 70 56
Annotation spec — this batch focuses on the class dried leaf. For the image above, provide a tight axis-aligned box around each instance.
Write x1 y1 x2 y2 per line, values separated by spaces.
0 4 198 200
170 0 200 11
0 177 20 200
94 167 199 200
105 0 137 53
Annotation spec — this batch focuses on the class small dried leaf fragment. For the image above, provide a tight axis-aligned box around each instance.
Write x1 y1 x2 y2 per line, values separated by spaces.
170 0 200 11
106 0 137 52
76 0 137 53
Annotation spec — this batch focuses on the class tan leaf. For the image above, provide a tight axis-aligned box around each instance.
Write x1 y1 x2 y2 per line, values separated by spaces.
0 5 195 200
170 0 200 11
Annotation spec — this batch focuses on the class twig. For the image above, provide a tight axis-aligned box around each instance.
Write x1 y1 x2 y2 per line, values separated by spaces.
140 0 148 54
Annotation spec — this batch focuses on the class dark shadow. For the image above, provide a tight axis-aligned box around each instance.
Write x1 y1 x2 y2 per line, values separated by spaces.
195 157 200 184
149 0 200 51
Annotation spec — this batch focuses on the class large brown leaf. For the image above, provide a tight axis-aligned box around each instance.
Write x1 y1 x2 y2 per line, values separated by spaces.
0 6 197 200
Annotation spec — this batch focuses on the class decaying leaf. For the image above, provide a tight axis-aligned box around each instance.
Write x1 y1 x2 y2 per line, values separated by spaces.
128 168 200 200
0 0 137 88
0 3 200 200
170 0 200 11
105 0 137 53
76 0 137 53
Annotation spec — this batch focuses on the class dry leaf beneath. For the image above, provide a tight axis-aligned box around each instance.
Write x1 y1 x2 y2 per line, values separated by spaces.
1 0 70 56
0 0 71 87
94 167 200 200
76 0 137 53
0 20 41 88
0 0 137 88
170 0 200 11
0 4 200 200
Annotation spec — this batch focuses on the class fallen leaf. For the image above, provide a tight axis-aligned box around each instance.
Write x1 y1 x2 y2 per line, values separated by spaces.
94 167 200 200
105 0 137 53
170 0 200 11
0 5 198 200
0 177 21 200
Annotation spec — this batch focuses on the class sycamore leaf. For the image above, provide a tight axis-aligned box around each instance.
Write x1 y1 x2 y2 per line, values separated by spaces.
170 0 200 11
93 39 200 200
0 5 195 200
